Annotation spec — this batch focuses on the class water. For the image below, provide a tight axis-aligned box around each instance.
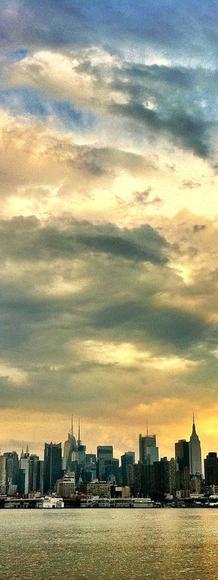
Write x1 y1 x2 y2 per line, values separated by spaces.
0 509 218 579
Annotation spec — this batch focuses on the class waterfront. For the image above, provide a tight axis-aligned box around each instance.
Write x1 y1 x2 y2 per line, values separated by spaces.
0 510 218 579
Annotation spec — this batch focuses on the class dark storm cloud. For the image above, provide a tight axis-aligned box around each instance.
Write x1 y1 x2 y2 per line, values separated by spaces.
0 214 216 421
92 300 209 349
106 61 217 159
0 218 168 265
110 102 212 159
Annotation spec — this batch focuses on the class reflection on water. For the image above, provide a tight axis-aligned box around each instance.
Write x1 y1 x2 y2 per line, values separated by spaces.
0 509 218 579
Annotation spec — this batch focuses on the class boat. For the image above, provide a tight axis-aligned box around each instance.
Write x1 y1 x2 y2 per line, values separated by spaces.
132 498 154 508
42 496 64 509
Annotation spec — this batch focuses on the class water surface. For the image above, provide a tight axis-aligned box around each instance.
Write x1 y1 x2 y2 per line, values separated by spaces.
0 509 218 579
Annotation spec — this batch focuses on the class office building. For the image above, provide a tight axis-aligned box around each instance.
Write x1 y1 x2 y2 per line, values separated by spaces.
84 454 97 482
121 452 135 486
87 480 111 498
63 416 78 472
175 439 190 470
43 442 62 493
57 472 75 498
175 439 190 496
0 455 7 495
204 452 218 486
189 416 202 476
29 454 40 494
20 448 30 495
139 433 159 465
4 451 19 495
97 446 113 480
169 458 177 497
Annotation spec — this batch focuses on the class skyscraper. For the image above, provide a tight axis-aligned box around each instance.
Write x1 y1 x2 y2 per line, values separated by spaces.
20 447 30 495
175 439 190 497
189 416 202 476
139 433 159 465
175 439 190 470
4 451 19 495
43 443 62 493
84 454 97 482
29 454 40 493
0 455 6 495
63 416 77 472
204 452 218 486
121 452 135 486
97 446 113 480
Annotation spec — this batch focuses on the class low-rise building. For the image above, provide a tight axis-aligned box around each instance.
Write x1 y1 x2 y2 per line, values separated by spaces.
87 480 111 498
57 472 75 498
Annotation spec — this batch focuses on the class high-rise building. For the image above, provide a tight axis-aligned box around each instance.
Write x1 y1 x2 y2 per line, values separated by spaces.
105 458 120 484
97 446 113 480
84 454 97 482
175 439 190 470
132 463 143 497
121 452 135 486
4 451 19 495
38 460 44 495
153 457 170 500
97 446 113 460
204 452 218 486
0 455 7 495
139 434 159 465
63 416 77 472
189 416 202 476
175 439 190 497
169 458 177 497
29 454 40 493
43 443 62 493
20 448 30 495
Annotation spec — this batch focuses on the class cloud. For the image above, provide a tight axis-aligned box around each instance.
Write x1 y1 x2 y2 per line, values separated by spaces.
1 1 218 69
0 217 168 265
0 362 28 386
182 180 201 189
3 48 217 161
0 109 156 218
0 1 218 457
92 299 209 349
76 339 200 373
117 188 163 209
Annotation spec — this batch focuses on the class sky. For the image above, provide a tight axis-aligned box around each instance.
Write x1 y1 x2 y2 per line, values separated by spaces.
0 0 217 460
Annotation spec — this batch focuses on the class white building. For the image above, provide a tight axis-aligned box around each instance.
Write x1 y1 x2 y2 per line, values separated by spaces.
189 417 202 476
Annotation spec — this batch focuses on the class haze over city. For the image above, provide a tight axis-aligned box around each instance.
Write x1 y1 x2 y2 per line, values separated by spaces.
0 0 217 461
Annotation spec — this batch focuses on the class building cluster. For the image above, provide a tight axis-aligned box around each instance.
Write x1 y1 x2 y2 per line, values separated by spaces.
0 417 218 501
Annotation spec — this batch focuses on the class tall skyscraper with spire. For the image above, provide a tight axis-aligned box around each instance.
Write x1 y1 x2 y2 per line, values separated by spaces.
189 415 202 476
139 432 159 465
63 415 77 472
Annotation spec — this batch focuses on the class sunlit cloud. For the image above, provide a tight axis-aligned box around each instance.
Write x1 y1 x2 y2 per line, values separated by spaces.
77 340 200 374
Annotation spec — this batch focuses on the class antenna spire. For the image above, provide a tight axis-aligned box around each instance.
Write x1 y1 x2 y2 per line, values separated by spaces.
78 418 81 445
71 414 74 436
192 412 196 435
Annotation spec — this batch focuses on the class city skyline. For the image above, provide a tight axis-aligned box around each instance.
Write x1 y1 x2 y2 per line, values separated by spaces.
3 412 218 501
0 1 217 459
0 414 213 466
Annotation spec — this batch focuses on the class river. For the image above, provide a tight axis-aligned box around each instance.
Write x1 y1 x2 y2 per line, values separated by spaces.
0 509 217 579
